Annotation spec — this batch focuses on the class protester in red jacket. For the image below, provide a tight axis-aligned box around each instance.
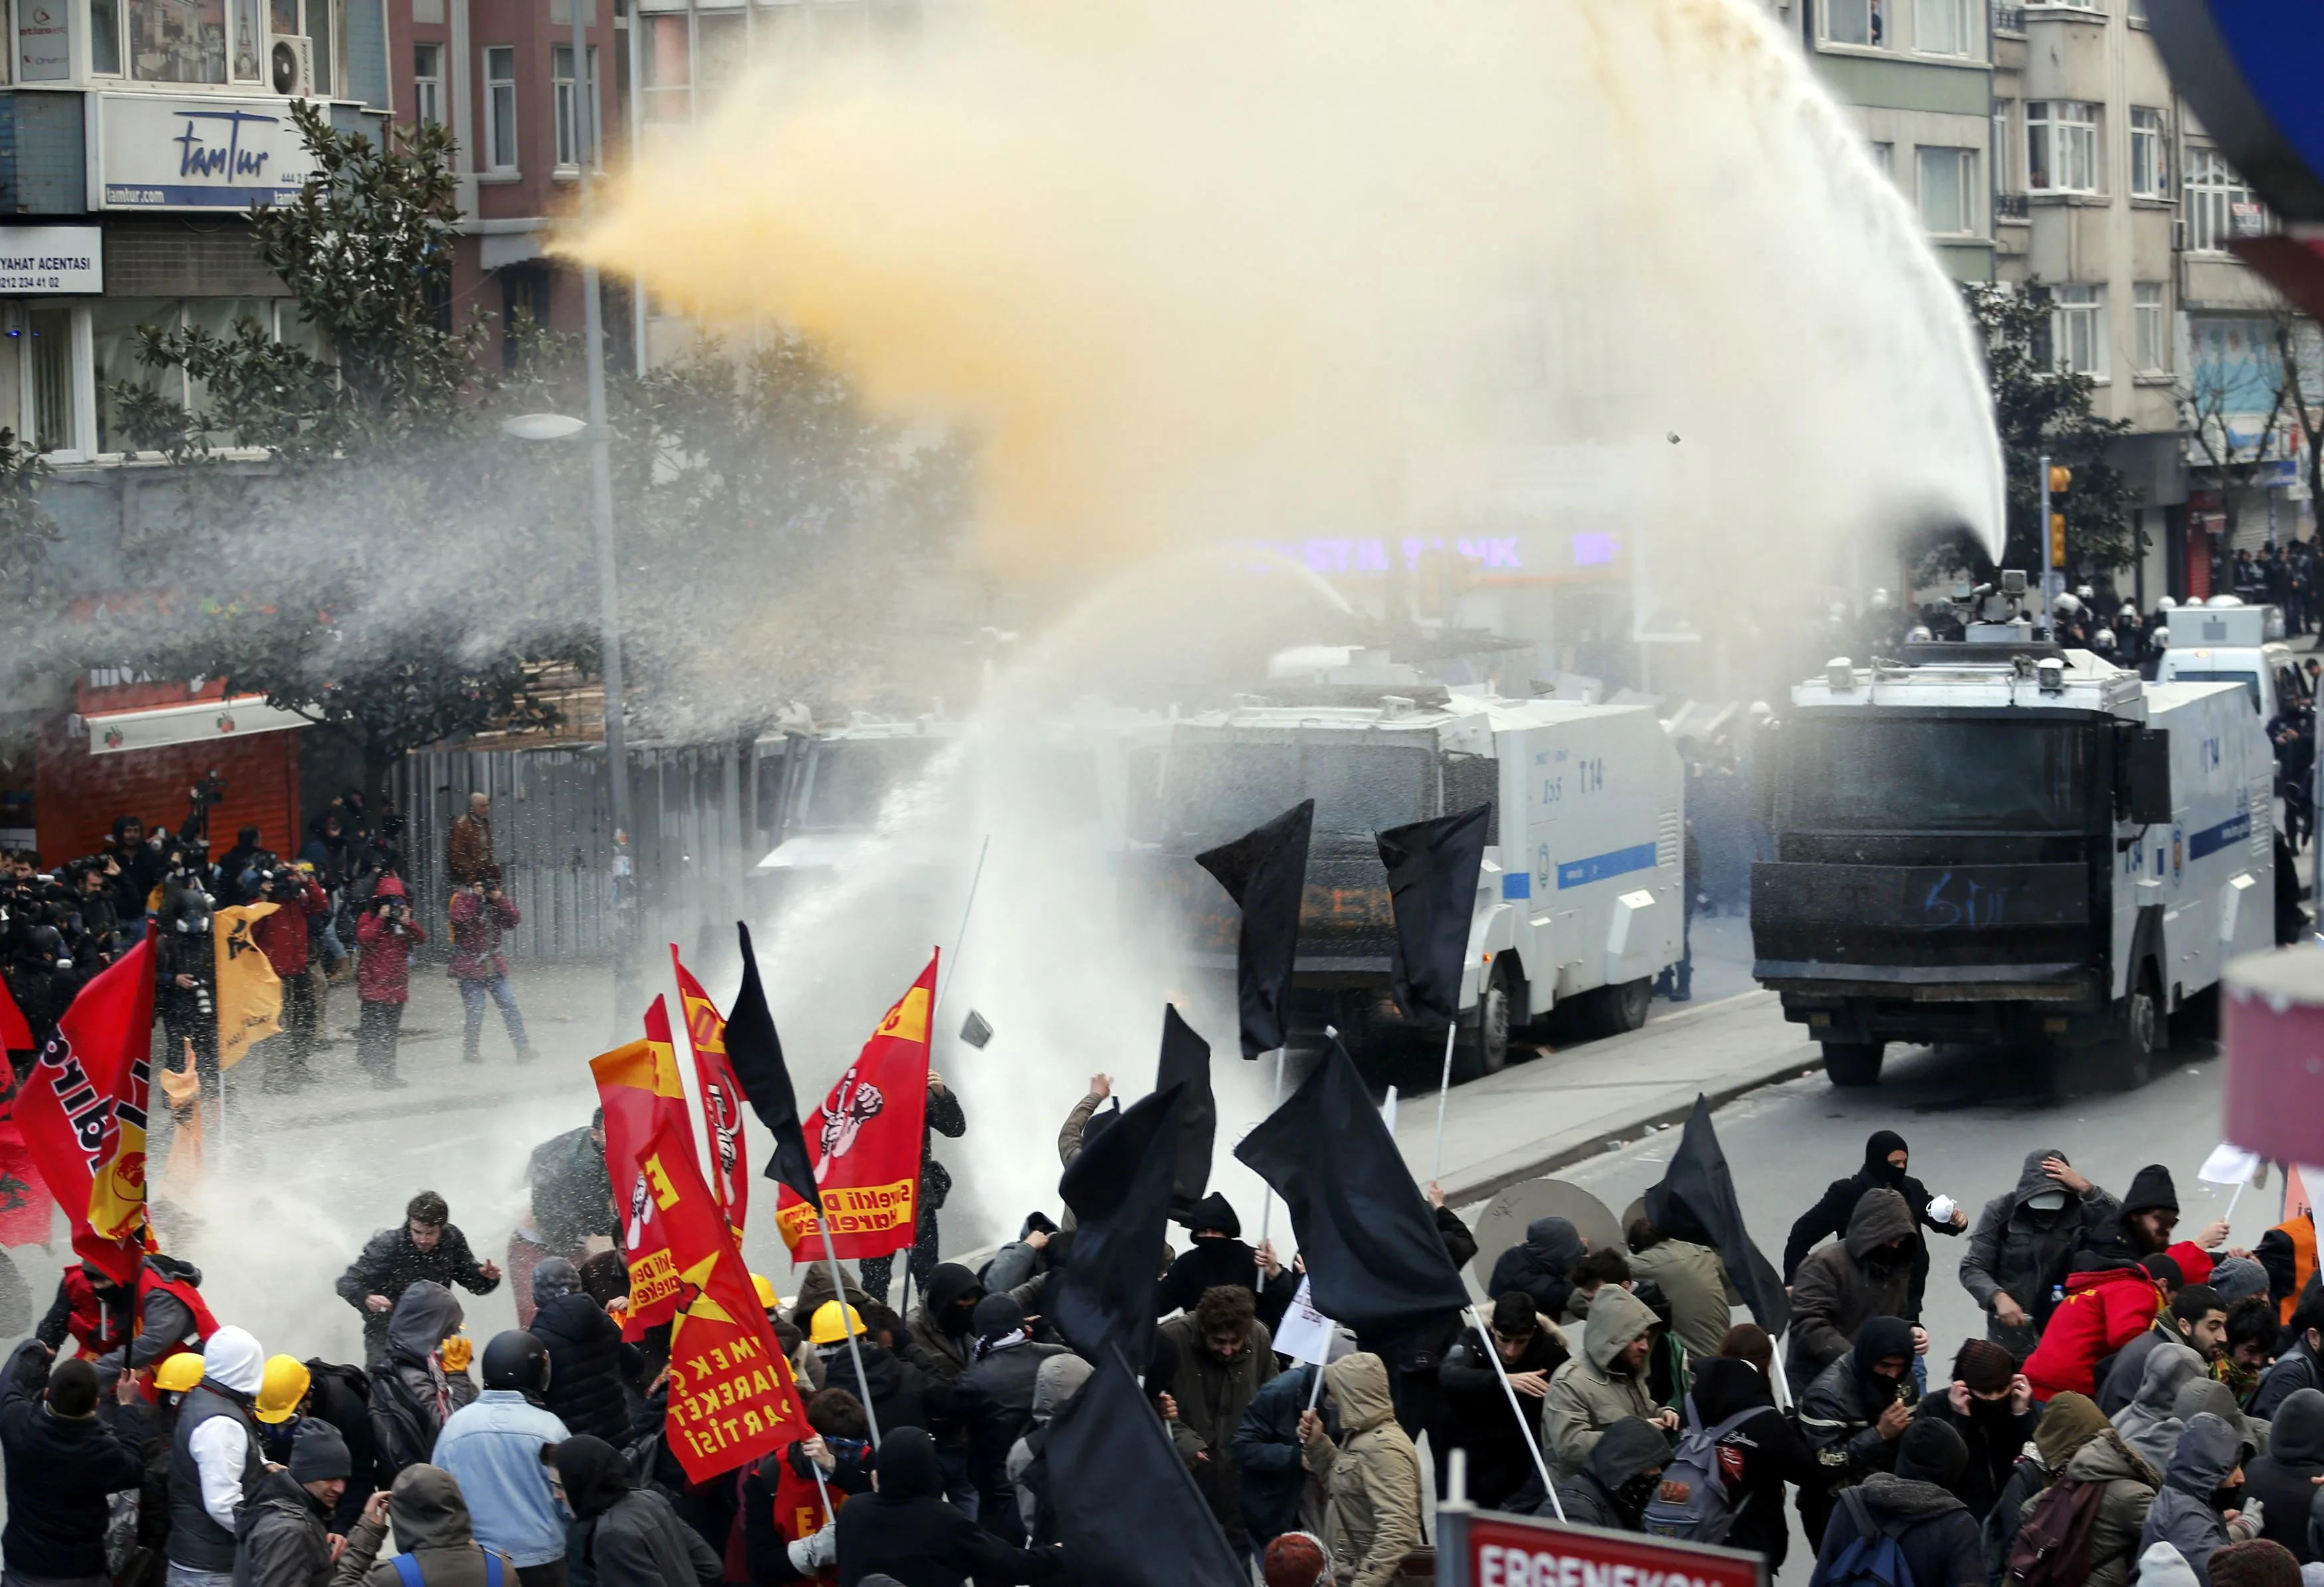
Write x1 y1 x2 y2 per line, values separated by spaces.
354 875 424 1091
2025 1165 2223 1402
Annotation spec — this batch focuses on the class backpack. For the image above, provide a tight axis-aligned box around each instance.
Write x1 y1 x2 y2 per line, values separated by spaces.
1641 1404 1762 1544
2004 1475 2107 1587
392 1552 505 1587
1821 1489 1914 1587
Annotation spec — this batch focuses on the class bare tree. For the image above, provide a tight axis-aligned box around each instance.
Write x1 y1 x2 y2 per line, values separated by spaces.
2275 311 2324 519
2182 315 2295 546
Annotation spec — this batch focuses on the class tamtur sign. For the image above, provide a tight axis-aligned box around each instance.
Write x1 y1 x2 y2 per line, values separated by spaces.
1436 1503 1766 1587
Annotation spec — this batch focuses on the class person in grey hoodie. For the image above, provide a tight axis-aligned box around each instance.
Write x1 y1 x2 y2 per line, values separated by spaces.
2117 1343 2210 1474
2244 1388 2324 1560
1789 1189 1921 1388
2140 1412 2264 1587
333 1464 513 1587
1959 1149 2119 1357
1542 1286 1673 1480
1541 1416 1667 1532
368 1282 477 1479
1005 1352 1093 1543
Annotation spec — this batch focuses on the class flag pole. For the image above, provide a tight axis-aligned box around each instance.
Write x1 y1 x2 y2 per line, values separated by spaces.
930 835 989 1035
815 1216 883 1449
1306 1361 1327 1412
1467 1306 1564 1522
1258 1047 1286 1246
1430 1018 1459 1183
1767 1337 1793 1412
2226 1181 2246 1222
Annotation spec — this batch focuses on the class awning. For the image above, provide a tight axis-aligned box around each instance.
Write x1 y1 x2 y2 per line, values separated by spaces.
84 694 312 755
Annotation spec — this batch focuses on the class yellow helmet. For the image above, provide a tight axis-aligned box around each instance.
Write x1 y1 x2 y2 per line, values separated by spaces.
751 1273 779 1310
252 1355 311 1424
808 1301 865 1346
153 1353 207 1394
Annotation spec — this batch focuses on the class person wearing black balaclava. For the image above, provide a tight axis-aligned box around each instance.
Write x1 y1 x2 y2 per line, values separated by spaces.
1910 1339 2038 1521
1785 1130 1967 1321
833 1425 1062 1586
1155 1193 1299 1335
1798 1314 1920 1548
1677 1355 1818 1568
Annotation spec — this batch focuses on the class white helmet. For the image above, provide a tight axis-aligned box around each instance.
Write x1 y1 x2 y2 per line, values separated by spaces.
2054 592 2083 616
2094 627 2117 650
1870 587 1893 610
2152 626 2172 649
1829 602 1849 622
2157 596 2179 611
2076 584 2095 602
1906 624 1933 643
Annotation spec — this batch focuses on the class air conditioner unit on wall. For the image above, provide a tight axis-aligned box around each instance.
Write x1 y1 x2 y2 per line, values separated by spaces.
270 34 314 96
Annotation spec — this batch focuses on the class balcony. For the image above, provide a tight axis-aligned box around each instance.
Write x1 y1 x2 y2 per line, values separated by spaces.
1992 2 2025 32
1996 192 2031 220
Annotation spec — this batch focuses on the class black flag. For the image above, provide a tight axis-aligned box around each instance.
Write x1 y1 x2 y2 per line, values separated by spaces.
1234 1041 1469 1337
1195 799 1314 1060
1053 1084 1184 1375
1376 803 1491 1025
1153 1006 1215 1214
1644 1093 1789 1335
1048 1346 1246 1587
722 922 820 1213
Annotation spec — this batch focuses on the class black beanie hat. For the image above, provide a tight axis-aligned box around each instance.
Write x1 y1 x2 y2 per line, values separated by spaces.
2125 1164 2180 1216
288 1417 352 1483
1896 1418 1969 1488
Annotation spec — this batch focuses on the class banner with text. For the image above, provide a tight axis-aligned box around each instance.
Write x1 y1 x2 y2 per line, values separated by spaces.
590 1007 698 1335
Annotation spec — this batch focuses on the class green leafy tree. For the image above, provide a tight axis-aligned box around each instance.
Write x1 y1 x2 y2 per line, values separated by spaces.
1926 283 2143 581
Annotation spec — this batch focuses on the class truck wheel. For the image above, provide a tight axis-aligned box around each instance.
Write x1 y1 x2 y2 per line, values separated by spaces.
1822 1042 1885 1087
1453 966 1513 1083
1606 977 1653 1035
2109 976 2163 1087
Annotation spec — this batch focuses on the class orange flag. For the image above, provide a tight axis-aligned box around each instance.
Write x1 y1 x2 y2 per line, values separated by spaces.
639 1112 809 1481
774 955 936 1261
590 999 698 1335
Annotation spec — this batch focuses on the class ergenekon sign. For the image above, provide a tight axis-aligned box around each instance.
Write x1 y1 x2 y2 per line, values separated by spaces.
1436 1503 1767 1587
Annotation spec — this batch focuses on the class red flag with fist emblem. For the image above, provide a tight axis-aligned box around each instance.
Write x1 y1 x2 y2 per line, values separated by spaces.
590 999 699 1336
773 954 936 1261
671 948 749 1242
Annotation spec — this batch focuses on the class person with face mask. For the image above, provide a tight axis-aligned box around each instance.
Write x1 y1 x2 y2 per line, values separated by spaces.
2139 1411 2264 1586
1808 1420 1984 1587
1910 1339 2038 1521
1960 1149 2120 1358
1799 1316 1921 1548
1544 1416 1667 1532
1788 1189 1926 1390
1786 1131 1967 1323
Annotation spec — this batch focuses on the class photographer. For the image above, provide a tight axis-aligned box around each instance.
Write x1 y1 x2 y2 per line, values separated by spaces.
152 852 218 1082
252 861 330 1093
448 878 534 1066
215 825 268 906
354 875 424 1091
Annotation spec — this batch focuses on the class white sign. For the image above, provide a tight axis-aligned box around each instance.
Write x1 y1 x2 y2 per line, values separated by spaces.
96 93 313 210
86 694 311 755
1273 1277 1338 1367
16 0 70 81
0 226 101 293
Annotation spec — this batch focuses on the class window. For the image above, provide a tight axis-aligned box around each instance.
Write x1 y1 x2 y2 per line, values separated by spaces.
1870 141 1894 179
1824 0 1884 46
2044 284 2107 377
129 0 229 82
2133 283 2166 373
25 308 72 454
1993 108 2011 187
2027 101 2100 194
642 13 691 122
1918 147 1975 233
413 41 443 126
228 0 259 80
2129 108 2167 198
483 44 517 170
90 0 122 73
697 9 745 102
2185 147 2257 253
552 43 600 168
1916 0 1970 54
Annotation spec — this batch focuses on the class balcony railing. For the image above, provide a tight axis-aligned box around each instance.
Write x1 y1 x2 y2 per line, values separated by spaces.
1992 2 2026 32
1996 192 2031 220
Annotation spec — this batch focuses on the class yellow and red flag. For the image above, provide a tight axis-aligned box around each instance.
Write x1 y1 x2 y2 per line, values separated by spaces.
671 947 748 1240
774 954 936 1261
590 998 699 1336
639 1112 809 1481
16 937 155 1282
212 902 282 1070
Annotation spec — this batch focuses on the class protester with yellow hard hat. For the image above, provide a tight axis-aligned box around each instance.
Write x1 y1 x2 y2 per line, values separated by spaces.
808 1301 940 1448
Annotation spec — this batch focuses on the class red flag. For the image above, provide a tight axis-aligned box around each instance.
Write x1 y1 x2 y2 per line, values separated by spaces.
671 948 749 1240
0 1112 56 1248
589 997 699 1336
17 938 155 1283
774 954 936 1261
639 1113 809 1481
0 977 31 1054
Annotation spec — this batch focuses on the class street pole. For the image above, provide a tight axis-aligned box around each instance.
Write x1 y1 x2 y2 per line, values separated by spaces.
2039 452 2054 614
568 1 635 1029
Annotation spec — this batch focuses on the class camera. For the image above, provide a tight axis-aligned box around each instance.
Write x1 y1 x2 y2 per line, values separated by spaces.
189 770 226 810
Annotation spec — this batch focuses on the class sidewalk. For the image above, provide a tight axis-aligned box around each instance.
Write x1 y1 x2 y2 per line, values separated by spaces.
1394 988 1821 1206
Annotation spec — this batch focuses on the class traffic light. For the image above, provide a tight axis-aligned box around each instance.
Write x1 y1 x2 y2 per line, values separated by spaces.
2048 464 2074 495
2050 512 2068 566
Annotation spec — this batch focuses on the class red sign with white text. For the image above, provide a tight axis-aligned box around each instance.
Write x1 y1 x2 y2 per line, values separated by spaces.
1439 1507 1766 1587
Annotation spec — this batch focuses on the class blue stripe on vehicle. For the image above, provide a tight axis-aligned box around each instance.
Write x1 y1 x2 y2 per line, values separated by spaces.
1503 872 1531 900
2189 812 2252 860
1556 841 1659 889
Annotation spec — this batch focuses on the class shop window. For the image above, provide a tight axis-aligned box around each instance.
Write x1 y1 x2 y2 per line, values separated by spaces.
129 0 229 84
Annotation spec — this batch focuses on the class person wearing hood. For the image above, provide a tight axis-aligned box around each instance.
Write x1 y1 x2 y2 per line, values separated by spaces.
1298 1353 1424 1587
2140 1411 2265 1586
368 1282 479 1479
525 1260 633 1446
1799 1315 1920 1547
904 1264 986 1388
1437 1292 1570 1510
1542 1284 1673 1480
952 1293 1069 1537
1788 1188 1924 1388
1910 1339 2038 1521
1233 1333 1355 1554
336 1192 502 1372
740 1387 874 1585
1961 1149 2119 1357
1157 1193 1299 1335
2117 1343 2212 1474
2048 1394 2169 1587
980 1214 1062 1294
2104 1284 2232 1418
1786 1131 1967 1321
2031 1171 2214 1404
831 1425 1060 1586
431 1333 569 1587
1980 1389 2112 1580
1152 1283 1278 1550
234 1418 353 1587
36 1251 218 1373
2254 1297 2324 1420
0 1340 145 1584
333 1463 518 1587
1487 1217 1588 1325
811 1301 944 1447
169 1323 269 1587
1808 1420 1983 1587
1005 1352 1092 1546
2242 1388 2324 1559
353 873 424 1088
1542 1416 1667 1532
537 1437 717 1587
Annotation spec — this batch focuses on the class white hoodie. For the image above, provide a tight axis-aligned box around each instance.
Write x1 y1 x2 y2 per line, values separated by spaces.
188 1325 266 1533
